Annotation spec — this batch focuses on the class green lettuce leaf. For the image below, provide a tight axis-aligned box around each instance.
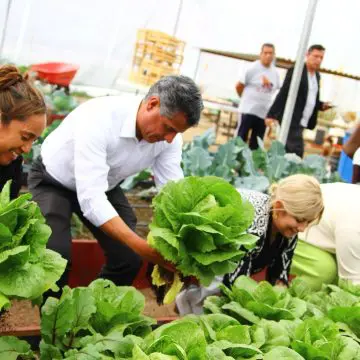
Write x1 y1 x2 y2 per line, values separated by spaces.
0 249 66 299
211 339 262 358
0 182 66 310
0 336 35 360
149 176 256 296
264 346 304 359
143 319 208 360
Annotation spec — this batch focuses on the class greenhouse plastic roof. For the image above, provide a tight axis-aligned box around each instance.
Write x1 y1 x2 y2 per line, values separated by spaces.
200 48 360 81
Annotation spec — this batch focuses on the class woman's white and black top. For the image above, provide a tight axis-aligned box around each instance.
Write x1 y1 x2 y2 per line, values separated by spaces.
223 189 298 286
0 156 23 199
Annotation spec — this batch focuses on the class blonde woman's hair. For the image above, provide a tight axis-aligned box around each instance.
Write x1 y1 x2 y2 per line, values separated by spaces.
269 174 324 223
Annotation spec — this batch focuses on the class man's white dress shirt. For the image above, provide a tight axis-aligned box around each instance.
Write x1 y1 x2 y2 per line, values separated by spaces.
42 95 183 227
300 72 318 128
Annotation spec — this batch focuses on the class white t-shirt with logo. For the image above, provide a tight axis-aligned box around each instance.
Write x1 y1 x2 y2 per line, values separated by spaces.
238 60 280 119
300 72 318 128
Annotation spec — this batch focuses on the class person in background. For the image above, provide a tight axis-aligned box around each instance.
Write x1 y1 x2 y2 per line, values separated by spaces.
176 175 324 315
28 75 204 289
291 183 360 289
0 64 46 196
352 147 360 184
342 124 360 184
235 43 280 149
343 123 360 159
266 44 332 157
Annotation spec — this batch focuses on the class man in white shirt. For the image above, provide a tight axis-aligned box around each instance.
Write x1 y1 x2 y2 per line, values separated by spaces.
28 75 203 290
266 44 332 157
291 183 360 288
235 43 280 149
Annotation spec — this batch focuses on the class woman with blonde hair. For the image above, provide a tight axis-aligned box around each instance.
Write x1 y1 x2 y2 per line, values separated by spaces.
291 182 360 289
224 174 324 286
176 174 324 315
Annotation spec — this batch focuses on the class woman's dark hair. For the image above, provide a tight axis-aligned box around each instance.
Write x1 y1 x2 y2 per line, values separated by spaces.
0 64 46 125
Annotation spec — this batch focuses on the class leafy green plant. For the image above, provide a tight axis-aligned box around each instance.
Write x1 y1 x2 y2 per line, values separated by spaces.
38 279 155 359
46 90 79 115
123 128 340 196
0 336 35 360
204 276 307 324
148 176 257 304
182 129 247 183
0 181 66 311
148 177 257 287
3 276 360 359
182 129 341 193
182 128 217 178
120 169 154 191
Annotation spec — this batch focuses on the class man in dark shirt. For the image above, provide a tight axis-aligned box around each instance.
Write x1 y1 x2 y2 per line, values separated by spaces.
266 44 331 157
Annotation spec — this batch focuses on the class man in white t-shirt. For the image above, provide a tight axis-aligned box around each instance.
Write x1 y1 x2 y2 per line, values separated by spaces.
235 43 280 149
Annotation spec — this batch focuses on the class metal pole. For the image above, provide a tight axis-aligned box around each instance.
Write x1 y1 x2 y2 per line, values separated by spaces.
13 0 32 62
172 0 183 37
0 0 12 60
279 0 319 144
103 16 123 70
193 49 201 81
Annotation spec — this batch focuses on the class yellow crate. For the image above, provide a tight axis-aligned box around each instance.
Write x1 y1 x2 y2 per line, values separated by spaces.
130 29 185 86
136 29 185 55
136 29 184 47
130 63 180 86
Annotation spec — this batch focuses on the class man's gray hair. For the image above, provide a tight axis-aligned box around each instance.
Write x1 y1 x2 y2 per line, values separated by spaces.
144 75 203 126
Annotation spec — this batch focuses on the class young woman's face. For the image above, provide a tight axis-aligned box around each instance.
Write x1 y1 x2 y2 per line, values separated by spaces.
272 201 310 238
0 114 46 165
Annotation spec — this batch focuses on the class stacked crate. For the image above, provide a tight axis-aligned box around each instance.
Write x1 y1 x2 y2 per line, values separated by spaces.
130 29 185 86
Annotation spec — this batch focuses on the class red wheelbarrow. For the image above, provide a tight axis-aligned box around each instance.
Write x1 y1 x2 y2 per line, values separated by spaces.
30 62 79 94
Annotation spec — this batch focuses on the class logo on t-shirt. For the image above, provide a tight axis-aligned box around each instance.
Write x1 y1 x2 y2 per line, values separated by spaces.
257 75 273 93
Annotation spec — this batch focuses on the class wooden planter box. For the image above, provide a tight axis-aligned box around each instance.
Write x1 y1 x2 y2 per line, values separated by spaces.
0 238 152 337
69 238 151 289
69 191 154 287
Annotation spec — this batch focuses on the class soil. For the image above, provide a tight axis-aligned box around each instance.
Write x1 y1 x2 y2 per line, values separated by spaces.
141 288 178 319
0 300 40 336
